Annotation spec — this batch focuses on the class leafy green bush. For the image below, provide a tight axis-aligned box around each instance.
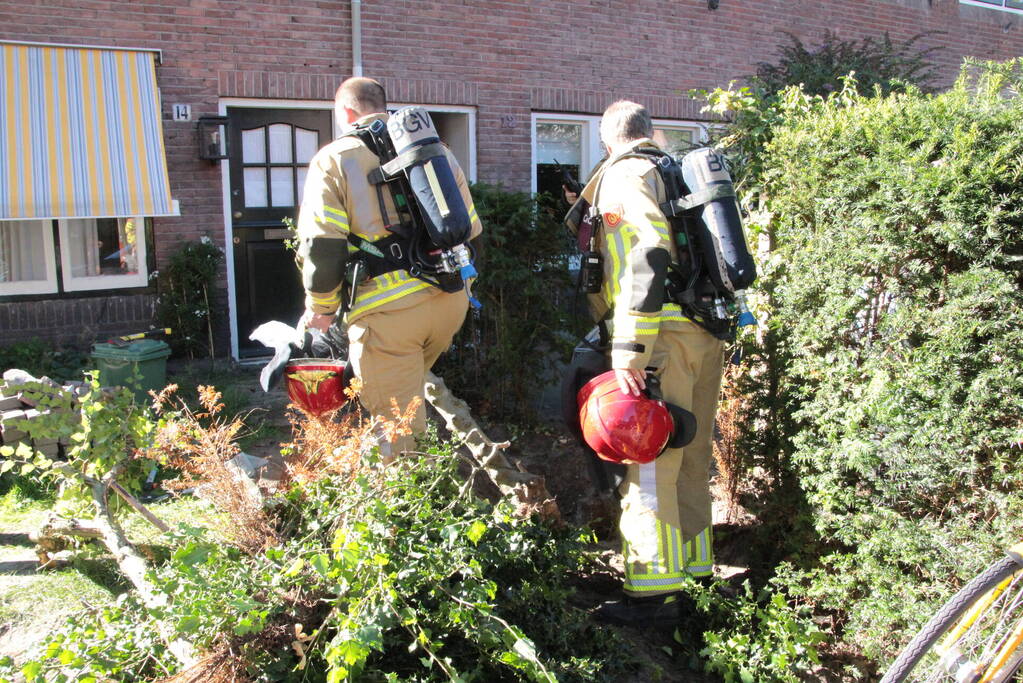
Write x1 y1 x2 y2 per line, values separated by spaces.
714 58 1023 669
155 238 224 360
696 581 824 683
752 31 940 98
434 183 583 422
0 338 87 383
6 424 638 683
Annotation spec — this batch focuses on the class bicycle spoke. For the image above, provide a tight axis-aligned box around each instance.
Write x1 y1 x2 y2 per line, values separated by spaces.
909 571 1023 683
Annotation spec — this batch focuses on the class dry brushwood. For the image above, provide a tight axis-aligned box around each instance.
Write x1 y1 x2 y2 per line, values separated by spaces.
282 378 420 486
152 385 280 554
423 372 560 522
712 365 744 523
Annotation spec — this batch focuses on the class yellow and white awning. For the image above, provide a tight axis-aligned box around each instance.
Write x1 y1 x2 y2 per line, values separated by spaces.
0 42 175 220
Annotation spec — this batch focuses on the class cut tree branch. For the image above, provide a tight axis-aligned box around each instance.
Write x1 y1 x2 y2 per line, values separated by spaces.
423 372 560 523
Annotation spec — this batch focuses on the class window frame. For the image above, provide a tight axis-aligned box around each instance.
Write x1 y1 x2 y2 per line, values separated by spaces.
0 219 59 296
57 216 150 292
960 0 1023 14
531 113 709 194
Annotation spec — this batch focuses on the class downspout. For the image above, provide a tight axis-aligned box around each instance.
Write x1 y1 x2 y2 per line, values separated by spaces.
351 0 363 77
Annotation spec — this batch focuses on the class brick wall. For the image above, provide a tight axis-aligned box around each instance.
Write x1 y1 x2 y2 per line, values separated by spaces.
0 294 157 348
1 0 1021 351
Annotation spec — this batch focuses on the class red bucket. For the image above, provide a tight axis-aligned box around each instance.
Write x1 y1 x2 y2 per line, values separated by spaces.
284 358 349 416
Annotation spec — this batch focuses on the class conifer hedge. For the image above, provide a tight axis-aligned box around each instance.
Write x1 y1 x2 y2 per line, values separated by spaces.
730 59 1023 666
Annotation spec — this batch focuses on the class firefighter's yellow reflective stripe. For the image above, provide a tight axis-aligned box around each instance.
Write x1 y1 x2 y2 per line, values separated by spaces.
323 205 348 222
632 319 661 336
317 212 349 232
658 304 688 322
468 204 479 222
624 574 686 591
603 228 627 302
650 220 671 243
348 273 431 317
310 292 341 307
656 518 667 574
683 527 713 576
672 526 685 574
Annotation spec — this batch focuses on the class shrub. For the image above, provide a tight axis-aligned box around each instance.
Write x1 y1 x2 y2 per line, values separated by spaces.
156 238 224 360
5 392 638 682
434 183 584 422
0 338 87 383
752 31 941 98
716 58 1023 669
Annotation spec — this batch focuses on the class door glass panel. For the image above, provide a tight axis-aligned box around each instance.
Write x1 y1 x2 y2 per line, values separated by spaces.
297 167 309 198
269 123 293 163
270 167 294 207
244 168 268 207
295 128 319 164
242 128 266 164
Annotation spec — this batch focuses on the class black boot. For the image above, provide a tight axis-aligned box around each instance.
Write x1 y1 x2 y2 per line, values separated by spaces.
594 592 682 628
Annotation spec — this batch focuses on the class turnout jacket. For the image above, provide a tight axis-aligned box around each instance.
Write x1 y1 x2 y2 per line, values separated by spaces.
571 138 690 371
296 112 482 324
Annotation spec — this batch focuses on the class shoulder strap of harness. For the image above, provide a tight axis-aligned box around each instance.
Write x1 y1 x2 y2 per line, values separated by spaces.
338 123 460 294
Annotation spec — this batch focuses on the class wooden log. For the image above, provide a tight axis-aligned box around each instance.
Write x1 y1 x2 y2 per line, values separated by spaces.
423 372 560 523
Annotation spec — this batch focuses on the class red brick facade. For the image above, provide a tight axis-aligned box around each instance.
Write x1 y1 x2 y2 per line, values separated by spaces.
1 0 1021 351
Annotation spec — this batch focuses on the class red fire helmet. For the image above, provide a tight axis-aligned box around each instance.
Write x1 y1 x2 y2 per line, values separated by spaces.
285 359 350 416
577 370 696 465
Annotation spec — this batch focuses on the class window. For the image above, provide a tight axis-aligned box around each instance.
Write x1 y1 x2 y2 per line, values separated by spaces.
652 125 699 155
58 217 148 291
531 114 706 195
0 217 151 296
960 0 1023 14
389 105 477 182
535 120 588 199
0 220 58 295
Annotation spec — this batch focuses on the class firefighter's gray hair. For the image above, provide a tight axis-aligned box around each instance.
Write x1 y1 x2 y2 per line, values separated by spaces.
336 77 387 115
600 100 654 148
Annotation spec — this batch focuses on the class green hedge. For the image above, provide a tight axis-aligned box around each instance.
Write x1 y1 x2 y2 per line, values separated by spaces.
733 59 1023 667
433 183 583 422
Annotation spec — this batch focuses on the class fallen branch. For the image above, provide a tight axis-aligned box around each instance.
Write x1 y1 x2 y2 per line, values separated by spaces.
89 462 198 668
30 460 199 669
423 372 560 523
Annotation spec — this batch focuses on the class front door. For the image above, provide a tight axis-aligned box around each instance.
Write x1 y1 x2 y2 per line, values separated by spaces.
227 107 333 357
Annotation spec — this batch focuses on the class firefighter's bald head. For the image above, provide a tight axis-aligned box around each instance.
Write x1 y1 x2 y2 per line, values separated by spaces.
336 77 387 128
600 100 653 152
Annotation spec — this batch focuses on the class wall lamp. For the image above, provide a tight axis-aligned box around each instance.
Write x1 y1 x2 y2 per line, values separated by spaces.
197 115 229 162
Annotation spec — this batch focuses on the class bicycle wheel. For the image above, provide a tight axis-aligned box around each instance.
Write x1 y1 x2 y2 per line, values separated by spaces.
881 552 1023 683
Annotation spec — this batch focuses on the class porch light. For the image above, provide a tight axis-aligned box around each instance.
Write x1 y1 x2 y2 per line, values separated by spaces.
197 115 229 162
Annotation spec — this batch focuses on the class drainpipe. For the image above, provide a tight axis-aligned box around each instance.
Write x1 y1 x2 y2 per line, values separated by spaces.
351 0 363 77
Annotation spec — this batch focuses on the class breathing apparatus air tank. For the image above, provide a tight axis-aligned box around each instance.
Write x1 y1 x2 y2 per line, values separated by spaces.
679 148 757 327
385 107 479 306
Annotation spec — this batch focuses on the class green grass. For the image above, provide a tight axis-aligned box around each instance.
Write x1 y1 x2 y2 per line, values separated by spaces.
0 489 224 662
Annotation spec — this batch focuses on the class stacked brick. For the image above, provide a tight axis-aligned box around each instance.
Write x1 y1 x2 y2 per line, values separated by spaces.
0 369 89 459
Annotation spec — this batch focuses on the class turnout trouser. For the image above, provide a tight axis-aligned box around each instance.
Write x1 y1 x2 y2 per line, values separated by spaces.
347 290 469 458
619 322 724 597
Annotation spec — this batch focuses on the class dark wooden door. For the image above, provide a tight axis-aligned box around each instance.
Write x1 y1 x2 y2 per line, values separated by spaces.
227 107 333 357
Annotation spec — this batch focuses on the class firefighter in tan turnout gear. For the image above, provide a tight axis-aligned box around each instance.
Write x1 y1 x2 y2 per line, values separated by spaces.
573 101 725 625
298 77 482 457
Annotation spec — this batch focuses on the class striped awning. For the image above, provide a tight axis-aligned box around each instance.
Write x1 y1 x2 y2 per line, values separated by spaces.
0 42 175 220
